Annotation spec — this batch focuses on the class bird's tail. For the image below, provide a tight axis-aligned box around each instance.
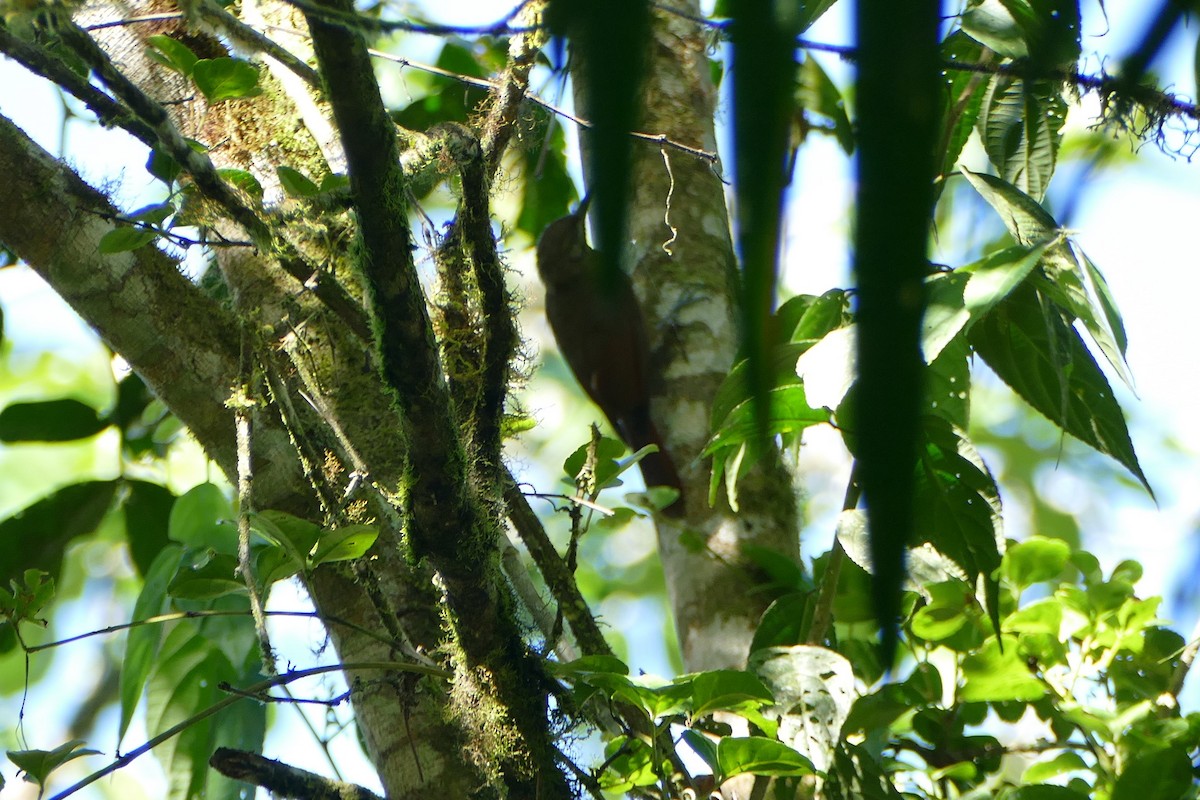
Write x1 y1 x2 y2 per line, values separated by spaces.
617 407 684 517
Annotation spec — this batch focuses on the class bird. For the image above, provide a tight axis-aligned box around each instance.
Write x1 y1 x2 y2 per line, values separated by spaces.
535 198 684 515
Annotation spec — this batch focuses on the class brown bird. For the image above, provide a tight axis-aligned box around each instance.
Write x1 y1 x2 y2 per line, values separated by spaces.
536 200 683 515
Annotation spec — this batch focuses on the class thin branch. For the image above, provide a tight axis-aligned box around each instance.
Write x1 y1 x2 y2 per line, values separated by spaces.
47 662 445 800
279 0 538 37
196 0 323 90
502 474 615 659
0 25 158 149
24 609 399 653
364 47 721 166
210 747 383 800
54 19 372 341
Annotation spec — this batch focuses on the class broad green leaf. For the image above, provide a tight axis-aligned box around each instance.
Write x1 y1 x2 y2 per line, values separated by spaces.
119 544 184 742
99 226 158 254
168 483 237 555
751 646 855 774
250 509 321 569
912 418 1004 631
691 670 774 718
549 655 630 677
1022 751 1089 784
309 524 379 566
192 57 261 103
796 55 853 154
597 735 657 791
1111 745 1192 800
123 480 176 578
959 636 1047 701
562 436 633 490
750 593 813 652
145 34 199 76
217 168 263 199
1010 786 1090 800
276 165 320 198
254 544 301 586
1003 536 1070 590
679 729 718 773
961 0 1029 58
0 398 108 442
790 289 850 343
167 553 243 600
969 284 1151 494
7 740 100 789
939 32 987 183
910 580 975 641
1004 598 1063 636
715 736 814 780
923 241 1049 362
925 335 971 429
0 481 118 591
960 166 1057 244
147 149 181 184
146 622 263 800
1033 244 1134 388
978 75 1067 202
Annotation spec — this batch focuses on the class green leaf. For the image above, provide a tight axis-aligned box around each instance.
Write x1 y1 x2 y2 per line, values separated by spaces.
690 670 774 718
309 524 379 566
168 483 237 555
679 729 718 773
562 435 634 490
1033 244 1133 389
715 737 814 781
959 166 1057 244
217 168 263 200
939 32 987 181
959 636 1046 701
167 553 243 600
147 149 182 184
923 241 1049 362
751 646 855 774
1111 745 1192 800
250 509 320 559
0 481 118 591
99 226 158 254
123 480 176 578
145 34 199 76
192 57 261 103
961 0 1029 58
0 398 109 442
911 418 1004 630
796 55 853 154
969 284 1151 495
1003 536 1070 591
1022 751 1089 784
146 622 265 800
1009 786 1090 800
911 580 975 641
119 544 184 742
275 165 320 198
750 593 813 652
7 740 100 789
978 75 1067 202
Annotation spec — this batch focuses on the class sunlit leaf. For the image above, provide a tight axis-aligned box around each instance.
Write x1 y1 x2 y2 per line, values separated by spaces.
959 636 1046 701
192 58 261 103
969 284 1151 495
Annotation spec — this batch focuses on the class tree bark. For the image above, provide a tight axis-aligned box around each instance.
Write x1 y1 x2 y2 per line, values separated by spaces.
573 2 800 672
